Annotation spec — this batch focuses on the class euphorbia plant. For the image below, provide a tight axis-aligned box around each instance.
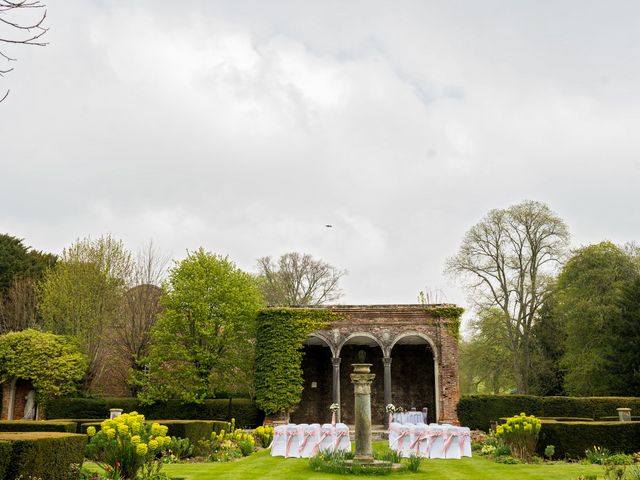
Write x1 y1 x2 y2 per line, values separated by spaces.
495 413 541 463
85 412 171 480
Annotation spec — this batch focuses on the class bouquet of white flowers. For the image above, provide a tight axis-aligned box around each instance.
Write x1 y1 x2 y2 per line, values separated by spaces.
385 404 396 413
329 403 340 412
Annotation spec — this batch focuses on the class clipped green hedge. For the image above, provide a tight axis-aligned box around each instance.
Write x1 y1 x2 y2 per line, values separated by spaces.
458 395 640 431
0 421 76 433
45 397 262 428
599 416 640 421
152 421 213 444
212 421 232 434
0 441 11 480
0 432 86 480
537 421 640 458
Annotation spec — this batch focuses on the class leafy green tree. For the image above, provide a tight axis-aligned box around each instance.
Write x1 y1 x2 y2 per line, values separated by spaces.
446 200 570 393
137 249 264 404
0 329 86 401
556 241 639 395
38 235 133 390
459 308 515 394
528 290 566 396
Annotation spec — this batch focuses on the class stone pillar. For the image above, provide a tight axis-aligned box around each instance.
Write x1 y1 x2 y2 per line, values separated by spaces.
331 357 341 422
617 408 632 422
383 357 392 427
351 363 375 463
7 378 17 420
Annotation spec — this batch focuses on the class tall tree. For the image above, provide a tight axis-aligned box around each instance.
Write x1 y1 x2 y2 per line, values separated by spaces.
609 275 640 396
446 200 569 393
38 235 134 391
556 241 639 395
137 249 264 404
256 252 345 306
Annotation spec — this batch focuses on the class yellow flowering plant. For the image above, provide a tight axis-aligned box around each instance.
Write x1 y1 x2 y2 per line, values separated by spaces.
252 425 274 448
85 412 171 480
495 413 542 463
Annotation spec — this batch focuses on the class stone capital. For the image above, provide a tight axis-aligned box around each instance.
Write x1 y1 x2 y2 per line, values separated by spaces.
382 356 392 367
331 357 341 367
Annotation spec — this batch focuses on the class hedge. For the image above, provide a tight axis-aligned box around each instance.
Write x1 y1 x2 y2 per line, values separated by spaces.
45 397 262 427
48 419 104 431
0 421 76 434
599 416 640 421
458 395 640 431
213 421 232 434
0 432 86 480
0 441 11 480
537 421 640 458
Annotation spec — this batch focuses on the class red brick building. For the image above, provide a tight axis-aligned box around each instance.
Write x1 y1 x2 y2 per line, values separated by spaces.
291 305 460 426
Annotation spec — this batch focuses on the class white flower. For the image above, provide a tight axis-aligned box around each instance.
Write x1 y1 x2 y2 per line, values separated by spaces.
329 403 340 412
385 404 396 413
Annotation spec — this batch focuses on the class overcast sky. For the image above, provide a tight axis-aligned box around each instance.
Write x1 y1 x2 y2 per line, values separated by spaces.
2 1 639 310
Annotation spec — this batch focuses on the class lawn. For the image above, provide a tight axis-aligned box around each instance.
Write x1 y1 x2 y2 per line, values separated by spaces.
90 444 602 480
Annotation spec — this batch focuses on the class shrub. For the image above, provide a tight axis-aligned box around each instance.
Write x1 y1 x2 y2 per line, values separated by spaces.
495 413 541 463
163 437 194 463
538 422 640 458
85 412 171 480
0 432 86 480
544 444 555 460
0 441 12 480
151 420 212 445
585 446 612 464
602 453 633 480
0 420 76 433
252 425 274 448
212 421 232 434
627 464 640 480
406 454 421 472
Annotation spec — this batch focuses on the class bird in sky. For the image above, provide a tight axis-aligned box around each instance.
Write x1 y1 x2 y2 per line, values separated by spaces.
325 224 333 228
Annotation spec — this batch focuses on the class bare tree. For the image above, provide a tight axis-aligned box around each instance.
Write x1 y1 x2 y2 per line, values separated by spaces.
110 241 168 394
445 200 569 393
257 252 346 306
0 0 49 102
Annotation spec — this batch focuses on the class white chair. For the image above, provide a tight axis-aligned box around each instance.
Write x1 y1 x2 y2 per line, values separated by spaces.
442 426 461 459
427 424 446 459
298 424 320 458
389 423 411 455
408 423 429 457
284 424 301 458
458 426 472 457
314 423 335 455
334 423 351 453
270 424 288 457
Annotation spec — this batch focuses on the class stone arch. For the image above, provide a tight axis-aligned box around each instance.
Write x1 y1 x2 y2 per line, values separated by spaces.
390 331 439 423
304 332 337 357
336 332 384 357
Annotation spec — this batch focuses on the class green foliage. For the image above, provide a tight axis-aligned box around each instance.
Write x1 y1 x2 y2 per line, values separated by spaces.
151 421 212 445
0 441 11 480
0 234 56 295
537 421 640 458
198 423 255 461
495 413 542 462
309 450 393 475
165 436 194 461
457 394 640 431
0 421 76 433
423 305 464 339
602 453 633 480
0 329 86 401
0 432 86 480
85 412 170 480
609 276 640 395
38 235 133 391
45 397 261 427
137 249 264 404
406 454 422 472
584 446 612 464
458 308 514 394
556 241 640 396
254 308 335 416
252 425 274 448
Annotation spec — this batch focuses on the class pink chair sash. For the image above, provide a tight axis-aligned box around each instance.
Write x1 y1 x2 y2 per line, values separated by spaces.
299 430 315 453
313 430 333 455
409 430 428 453
425 429 442 456
334 430 349 451
269 430 285 450
390 429 410 451
458 430 470 451
443 430 457 457
285 430 297 457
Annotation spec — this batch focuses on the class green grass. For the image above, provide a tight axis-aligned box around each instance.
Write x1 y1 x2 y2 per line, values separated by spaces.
88 443 602 480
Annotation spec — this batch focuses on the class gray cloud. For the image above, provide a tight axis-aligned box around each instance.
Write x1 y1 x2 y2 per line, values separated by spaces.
2 0 640 308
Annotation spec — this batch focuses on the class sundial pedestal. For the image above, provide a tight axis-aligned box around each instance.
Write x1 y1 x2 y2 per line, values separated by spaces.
351 363 376 463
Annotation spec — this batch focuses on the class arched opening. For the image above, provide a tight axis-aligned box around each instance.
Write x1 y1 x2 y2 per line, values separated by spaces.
338 334 385 426
291 334 334 424
390 334 437 423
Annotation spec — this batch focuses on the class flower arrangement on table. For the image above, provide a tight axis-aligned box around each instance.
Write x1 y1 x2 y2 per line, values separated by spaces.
385 404 396 425
329 403 340 425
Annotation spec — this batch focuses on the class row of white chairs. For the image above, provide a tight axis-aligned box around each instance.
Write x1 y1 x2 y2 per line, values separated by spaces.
271 423 351 458
389 423 472 459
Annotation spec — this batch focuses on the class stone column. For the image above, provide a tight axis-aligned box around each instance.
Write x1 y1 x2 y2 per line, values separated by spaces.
383 356 392 427
351 363 376 463
331 357 341 422
7 378 17 420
